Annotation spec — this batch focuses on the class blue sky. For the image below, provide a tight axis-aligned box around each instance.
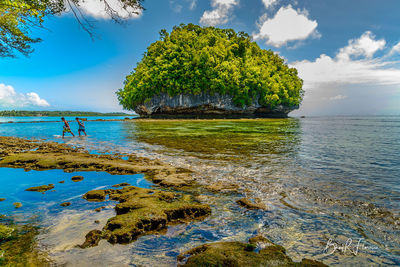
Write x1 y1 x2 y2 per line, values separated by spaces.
1 0 400 115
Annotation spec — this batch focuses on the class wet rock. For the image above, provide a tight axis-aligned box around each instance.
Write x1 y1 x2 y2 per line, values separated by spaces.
60 202 71 207
94 206 105 212
78 230 102 248
236 198 267 210
71 176 84 182
80 186 211 247
59 180 65 184
25 184 54 192
112 182 130 187
94 220 100 224
83 190 106 202
13 202 22 209
0 224 14 241
0 198 5 202
177 239 328 267
206 182 239 193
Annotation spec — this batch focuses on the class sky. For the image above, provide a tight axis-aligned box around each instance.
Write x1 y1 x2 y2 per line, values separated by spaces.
1 0 400 115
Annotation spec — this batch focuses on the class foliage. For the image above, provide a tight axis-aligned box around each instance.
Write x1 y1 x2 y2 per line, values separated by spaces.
118 24 304 110
0 110 130 116
0 0 144 57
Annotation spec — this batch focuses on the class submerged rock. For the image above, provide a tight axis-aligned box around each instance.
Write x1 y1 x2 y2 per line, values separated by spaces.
0 198 5 202
177 237 328 267
236 197 267 210
135 93 296 118
80 186 211 247
112 182 130 187
71 176 84 182
58 180 65 184
25 184 54 192
13 202 22 209
60 202 71 207
206 182 239 193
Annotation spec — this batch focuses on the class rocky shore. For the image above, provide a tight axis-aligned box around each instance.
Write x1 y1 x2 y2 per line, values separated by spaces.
0 136 328 266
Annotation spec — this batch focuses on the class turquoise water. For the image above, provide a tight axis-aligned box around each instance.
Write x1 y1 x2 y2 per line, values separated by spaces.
0 116 137 123
0 116 399 266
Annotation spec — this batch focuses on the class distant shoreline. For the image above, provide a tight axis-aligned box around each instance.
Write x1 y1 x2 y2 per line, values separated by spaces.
0 110 133 117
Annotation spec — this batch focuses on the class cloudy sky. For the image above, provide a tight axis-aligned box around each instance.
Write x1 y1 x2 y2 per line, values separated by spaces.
1 0 400 115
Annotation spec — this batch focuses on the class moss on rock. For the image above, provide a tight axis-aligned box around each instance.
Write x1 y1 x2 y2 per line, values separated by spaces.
13 202 22 209
0 198 5 202
71 176 84 182
80 186 211 247
178 238 328 267
236 197 267 210
25 184 54 193
83 190 106 202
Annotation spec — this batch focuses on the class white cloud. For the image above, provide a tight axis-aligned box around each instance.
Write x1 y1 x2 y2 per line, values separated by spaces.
78 0 142 19
261 0 278 9
328 95 347 101
0 84 50 108
254 5 319 47
389 41 400 56
200 0 239 26
189 0 197 10
337 31 386 61
292 32 400 89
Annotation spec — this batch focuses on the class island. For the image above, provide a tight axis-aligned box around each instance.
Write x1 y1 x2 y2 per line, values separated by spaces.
117 24 304 118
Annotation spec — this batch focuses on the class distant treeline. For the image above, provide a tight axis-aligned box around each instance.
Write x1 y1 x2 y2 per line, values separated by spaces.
0 110 131 117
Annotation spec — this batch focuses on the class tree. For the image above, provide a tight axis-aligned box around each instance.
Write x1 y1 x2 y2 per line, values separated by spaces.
0 0 144 57
117 24 303 111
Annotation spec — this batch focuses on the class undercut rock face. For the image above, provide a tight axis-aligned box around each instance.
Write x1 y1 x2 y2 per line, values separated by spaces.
80 186 211 247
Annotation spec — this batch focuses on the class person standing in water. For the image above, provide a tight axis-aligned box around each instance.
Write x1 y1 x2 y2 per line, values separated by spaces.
61 117 74 138
76 117 87 136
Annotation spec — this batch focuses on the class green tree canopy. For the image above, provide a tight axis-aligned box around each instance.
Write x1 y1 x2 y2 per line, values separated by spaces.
118 24 304 110
0 0 143 57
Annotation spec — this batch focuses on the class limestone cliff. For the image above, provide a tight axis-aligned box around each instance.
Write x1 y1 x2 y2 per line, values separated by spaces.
134 93 298 118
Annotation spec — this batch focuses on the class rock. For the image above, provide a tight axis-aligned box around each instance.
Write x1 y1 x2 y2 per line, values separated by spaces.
13 202 22 209
83 190 106 202
177 239 328 267
71 176 84 182
206 182 239 193
236 197 267 210
0 198 5 202
59 180 65 184
94 206 105 212
112 182 130 187
78 230 102 248
60 202 71 207
135 92 296 118
80 186 211 247
25 184 54 192
0 224 14 241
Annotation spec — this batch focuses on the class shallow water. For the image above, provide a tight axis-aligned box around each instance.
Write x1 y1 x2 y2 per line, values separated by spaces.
0 116 399 266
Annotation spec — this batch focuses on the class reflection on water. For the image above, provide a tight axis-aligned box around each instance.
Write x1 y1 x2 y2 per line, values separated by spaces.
1 116 399 266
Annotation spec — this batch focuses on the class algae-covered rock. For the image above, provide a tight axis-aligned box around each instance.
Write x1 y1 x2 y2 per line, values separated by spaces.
83 190 106 202
25 184 54 192
71 176 84 182
78 230 102 248
0 198 5 202
60 202 71 207
178 239 328 267
112 183 130 187
0 224 14 241
80 186 211 247
13 202 22 209
236 197 267 210
206 182 239 193
0 224 50 266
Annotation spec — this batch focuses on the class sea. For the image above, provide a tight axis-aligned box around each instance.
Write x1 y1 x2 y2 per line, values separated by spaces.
0 116 399 266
